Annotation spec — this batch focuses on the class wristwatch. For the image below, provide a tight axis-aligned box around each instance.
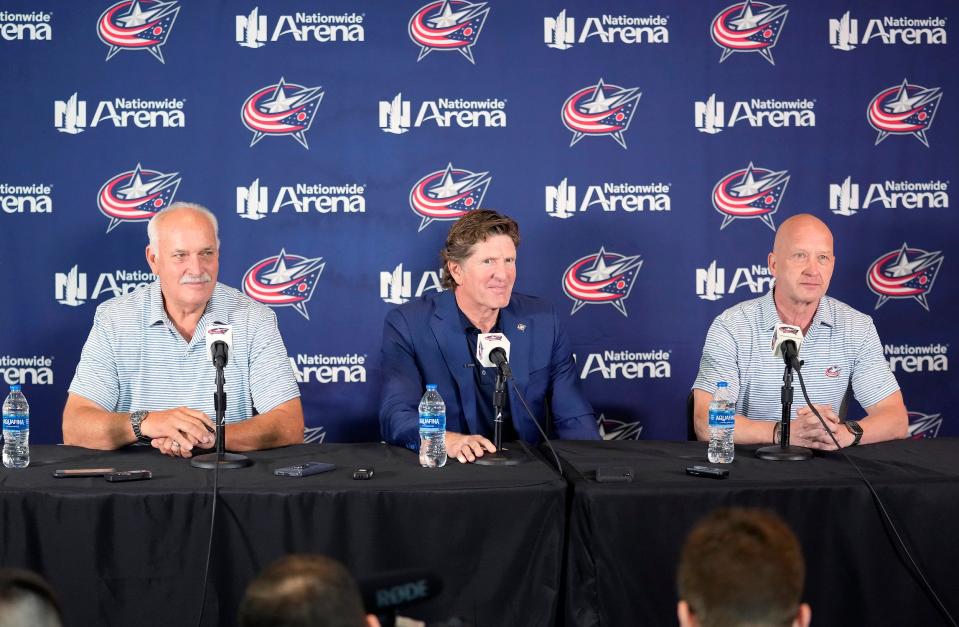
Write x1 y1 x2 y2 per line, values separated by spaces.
130 410 151 442
844 420 863 447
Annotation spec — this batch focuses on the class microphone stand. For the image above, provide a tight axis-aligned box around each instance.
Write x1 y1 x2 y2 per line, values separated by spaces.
192 359 252 469
756 358 813 461
475 370 522 466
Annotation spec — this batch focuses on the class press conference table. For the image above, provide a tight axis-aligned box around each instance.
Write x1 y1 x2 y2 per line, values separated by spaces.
554 439 959 627
0 443 567 627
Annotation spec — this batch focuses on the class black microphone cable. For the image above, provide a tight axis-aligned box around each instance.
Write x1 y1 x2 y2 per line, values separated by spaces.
507 379 562 477
793 367 957 627
195 443 221 627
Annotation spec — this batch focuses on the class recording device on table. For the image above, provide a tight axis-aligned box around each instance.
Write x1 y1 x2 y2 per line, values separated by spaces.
756 323 814 462
104 470 152 482
53 468 116 478
686 465 728 480
274 462 336 477
595 466 633 483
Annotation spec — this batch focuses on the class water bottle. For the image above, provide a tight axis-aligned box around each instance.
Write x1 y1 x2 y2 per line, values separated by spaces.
2 384 30 469
707 381 735 464
418 384 447 468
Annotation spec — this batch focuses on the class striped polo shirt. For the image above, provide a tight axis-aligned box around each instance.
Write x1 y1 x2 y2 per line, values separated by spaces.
69 281 299 423
692 289 899 421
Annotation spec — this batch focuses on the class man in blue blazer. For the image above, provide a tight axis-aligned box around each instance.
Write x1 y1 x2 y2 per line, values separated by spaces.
380 209 599 463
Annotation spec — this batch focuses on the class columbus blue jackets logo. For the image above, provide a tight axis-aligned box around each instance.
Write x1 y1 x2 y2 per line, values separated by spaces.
242 78 324 149
563 246 643 316
867 79 942 147
711 0 788 65
97 163 180 233
242 249 325 320
409 163 491 232
562 79 642 149
97 0 180 63
867 243 943 311
597 414 643 440
408 0 490 64
907 411 942 439
712 162 789 231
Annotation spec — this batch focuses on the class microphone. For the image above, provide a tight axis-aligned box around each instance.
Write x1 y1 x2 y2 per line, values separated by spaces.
205 324 233 369
358 570 443 615
476 333 512 378
771 323 803 370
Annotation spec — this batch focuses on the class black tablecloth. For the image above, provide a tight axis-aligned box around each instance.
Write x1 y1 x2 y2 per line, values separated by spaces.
0 443 566 627
554 439 959 627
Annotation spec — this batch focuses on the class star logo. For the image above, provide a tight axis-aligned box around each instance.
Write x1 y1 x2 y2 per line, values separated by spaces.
710 0 789 65
562 78 642 149
867 79 942 147
908 411 942 439
597 414 644 440
242 249 325 319
97 0 181 63
241 77 325 149
409 163 491 232
408 0 490 64
563 246 643 317
824 366 840 378
712 162 790 231
97 163 181 233
867 243 943 311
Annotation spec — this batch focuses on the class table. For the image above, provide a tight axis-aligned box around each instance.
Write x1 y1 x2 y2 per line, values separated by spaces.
0 443 566 627
555 439 959 627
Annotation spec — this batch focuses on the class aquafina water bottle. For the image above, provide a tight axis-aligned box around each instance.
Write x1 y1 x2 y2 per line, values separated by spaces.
2 384 30 469
418 384 447 468
707 381 735 464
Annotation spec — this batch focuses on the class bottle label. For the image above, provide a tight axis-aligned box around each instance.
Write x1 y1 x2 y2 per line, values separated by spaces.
2 414 28 432
419 413 446 431
708 408 735 429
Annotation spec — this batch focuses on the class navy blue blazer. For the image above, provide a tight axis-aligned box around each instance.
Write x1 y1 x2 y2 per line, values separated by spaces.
379 289 599 449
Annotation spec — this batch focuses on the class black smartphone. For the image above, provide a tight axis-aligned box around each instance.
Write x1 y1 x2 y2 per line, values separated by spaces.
274 462 336 477
53 468 117 478
685 465 729 479
105 470 152 482
352 467 374 480
595 466 633 483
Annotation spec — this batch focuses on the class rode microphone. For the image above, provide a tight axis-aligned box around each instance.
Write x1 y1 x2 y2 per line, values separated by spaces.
476 333 512 378
359 569 443 617
771 324 803 371
205 325 233 369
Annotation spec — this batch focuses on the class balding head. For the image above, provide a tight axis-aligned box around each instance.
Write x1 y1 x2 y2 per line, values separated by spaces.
147 202 219 253
768 214 835 310
772 214 832 258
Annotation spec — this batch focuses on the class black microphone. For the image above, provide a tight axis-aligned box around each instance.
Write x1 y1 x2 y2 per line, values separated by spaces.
205 325 232 369
477 333 512 378
359 570 443 616
771 323 803 371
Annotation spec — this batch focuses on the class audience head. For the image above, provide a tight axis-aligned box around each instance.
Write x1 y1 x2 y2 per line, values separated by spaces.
0 568 63 627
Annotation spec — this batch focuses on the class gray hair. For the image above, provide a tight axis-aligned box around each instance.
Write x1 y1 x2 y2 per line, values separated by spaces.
146 202 220 252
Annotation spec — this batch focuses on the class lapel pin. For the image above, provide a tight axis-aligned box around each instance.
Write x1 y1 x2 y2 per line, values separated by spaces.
517 323 526 332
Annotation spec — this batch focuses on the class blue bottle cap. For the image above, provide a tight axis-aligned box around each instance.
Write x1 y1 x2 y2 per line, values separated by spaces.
9 384 21 392
425 384 437 391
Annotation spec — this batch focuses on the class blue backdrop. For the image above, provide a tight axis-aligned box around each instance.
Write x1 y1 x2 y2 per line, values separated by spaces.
0 0 954 444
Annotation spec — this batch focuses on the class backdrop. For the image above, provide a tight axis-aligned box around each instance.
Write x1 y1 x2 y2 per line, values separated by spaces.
1 0 954 445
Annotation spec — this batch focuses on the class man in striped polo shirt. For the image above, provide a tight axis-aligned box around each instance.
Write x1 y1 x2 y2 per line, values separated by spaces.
62 203 303 458
692 214 907 449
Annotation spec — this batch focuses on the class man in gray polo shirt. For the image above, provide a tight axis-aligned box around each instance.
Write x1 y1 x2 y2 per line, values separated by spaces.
692 214 907 449
62 202 303 458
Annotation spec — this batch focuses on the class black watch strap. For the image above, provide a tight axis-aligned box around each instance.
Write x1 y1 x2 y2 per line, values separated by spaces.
130 410 151 442
845 420 863 447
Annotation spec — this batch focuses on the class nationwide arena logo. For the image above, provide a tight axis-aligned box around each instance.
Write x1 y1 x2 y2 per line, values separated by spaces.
54 93 186 134
54 265 154 306
242 249 324 320
0 10 53 41
291 353 366 384
378 93 507 133
885 343 948 374
545 177 670 218
235 7 364 47
562 79 642 149
830 11 947 51
563 247 643 317
380 263 445 305
236 178 365 220
597 414 644 440
544 9 669 49
580 349 670 380
712 162 789 231
0 183 52 214
867 243 943 311
242 78 324 149
98 163 180 233
829 176 949 216
97 0 180 63
696 260 772 301
711 0 788 65
694 94 815 134
408 0 489 64
0 355 54 386
867 79 942 147
908 411 943 439
409 163 491 232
